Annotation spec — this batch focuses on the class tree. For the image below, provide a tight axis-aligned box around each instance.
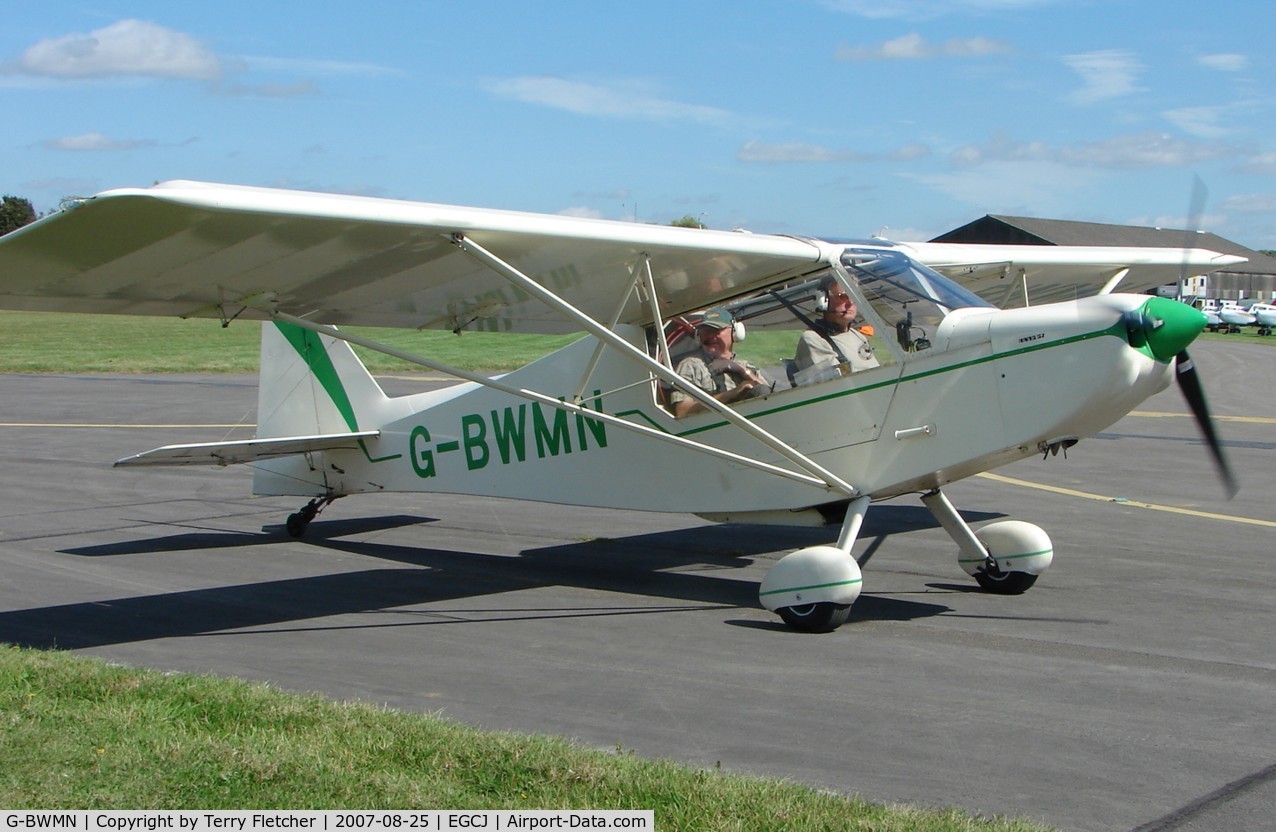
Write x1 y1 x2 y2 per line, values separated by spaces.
670 214 706 229
1 195 37 236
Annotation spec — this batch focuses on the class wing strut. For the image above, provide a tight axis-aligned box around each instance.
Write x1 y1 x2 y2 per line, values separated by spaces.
447 233 858 496
638 255 674 369
570 254 672 406
1098 267 1131 296
271 312 845 493
571 255 646 405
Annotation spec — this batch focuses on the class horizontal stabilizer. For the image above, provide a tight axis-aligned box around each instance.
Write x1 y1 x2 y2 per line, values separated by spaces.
114 430 380 468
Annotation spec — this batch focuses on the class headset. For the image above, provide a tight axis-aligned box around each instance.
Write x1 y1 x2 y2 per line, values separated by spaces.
814 277 850 313
706 319 746 341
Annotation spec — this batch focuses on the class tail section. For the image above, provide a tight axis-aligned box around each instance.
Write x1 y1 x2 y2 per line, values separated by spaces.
257 321 390 438
253 321 392 497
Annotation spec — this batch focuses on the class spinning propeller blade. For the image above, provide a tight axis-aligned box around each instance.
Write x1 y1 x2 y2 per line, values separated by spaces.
1167 177 1237 497
1175 349 1239 499
1178 174 1208 300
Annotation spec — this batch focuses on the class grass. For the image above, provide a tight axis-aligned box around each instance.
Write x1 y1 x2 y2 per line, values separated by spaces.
0 647 1052 830
0 311 587 374
4 310 1268 376
0 311 808 374
1197 328 1276 348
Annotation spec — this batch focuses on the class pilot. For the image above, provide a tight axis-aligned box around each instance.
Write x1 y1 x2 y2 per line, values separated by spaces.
792 277 879 381
670 307 771 418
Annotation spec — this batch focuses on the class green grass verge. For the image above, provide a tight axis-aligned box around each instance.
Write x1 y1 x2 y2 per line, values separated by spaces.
0 311 807 374
0 311 588 374
5 310 1267 376
1197 329 1276 348
0 646 1050 829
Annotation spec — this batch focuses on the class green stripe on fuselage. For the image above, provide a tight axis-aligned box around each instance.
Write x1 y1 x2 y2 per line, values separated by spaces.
619 324 1138 436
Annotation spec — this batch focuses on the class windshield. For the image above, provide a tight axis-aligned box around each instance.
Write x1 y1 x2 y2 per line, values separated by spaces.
839 247 992 313
839 247 992 354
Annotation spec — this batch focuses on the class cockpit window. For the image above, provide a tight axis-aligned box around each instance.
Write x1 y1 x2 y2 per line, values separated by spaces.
840 247 992 354
840 248 991 312
647 247 992 414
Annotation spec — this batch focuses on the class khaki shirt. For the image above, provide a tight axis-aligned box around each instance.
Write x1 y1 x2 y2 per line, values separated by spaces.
670 350 768 408
793 324 879 383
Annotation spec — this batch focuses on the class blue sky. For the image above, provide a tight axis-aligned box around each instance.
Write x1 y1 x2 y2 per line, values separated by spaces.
4 1 1274 247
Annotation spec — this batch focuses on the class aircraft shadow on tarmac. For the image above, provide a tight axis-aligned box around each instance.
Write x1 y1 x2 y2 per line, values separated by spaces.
1 505 999 650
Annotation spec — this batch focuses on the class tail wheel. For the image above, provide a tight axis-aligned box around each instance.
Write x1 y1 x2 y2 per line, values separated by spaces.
285 512 310 538
285 495 338 539
778 602 852 633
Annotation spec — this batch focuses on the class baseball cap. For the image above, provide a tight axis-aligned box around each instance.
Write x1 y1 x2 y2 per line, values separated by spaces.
697 307 733 329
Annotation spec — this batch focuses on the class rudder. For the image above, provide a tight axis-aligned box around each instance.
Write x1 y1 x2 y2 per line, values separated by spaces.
257 321 390 439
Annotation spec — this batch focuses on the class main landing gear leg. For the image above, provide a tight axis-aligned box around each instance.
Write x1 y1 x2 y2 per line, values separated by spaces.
286 495 340 539
921 488 1052 594
759 495 869 633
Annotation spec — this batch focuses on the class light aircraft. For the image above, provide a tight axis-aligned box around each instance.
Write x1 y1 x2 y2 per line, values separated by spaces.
1196 298 1257 333
1245 302 1276 336
0 181 1245 632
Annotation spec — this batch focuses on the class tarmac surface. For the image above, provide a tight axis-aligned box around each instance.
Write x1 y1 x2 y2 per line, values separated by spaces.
1 339 1273 831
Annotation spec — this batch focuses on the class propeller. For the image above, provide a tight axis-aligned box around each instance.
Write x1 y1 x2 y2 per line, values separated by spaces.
1174 349 1239 499
1170 176 1237 498
1127 296 1238 499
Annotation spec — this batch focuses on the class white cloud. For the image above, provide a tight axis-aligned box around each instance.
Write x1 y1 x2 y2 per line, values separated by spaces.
17 19 220 80
907 161 1099 212
558 206 606 220
949 131 1239 170
820 0 1053 20
836 33 1012 61
738 141 855 163
1198 53 1248 72
1162 105 1235 139
39 132 156 152
572 188 632 201
1125 211 1227 230
1238 152 1276 175
949 135 1054 167
1218 193 1276 214
738 140 930 163
221 79 319 98
1060 132 1235 168
873 226 933 242
235 56 400 78
1063 49 1145 105
485 76 732 125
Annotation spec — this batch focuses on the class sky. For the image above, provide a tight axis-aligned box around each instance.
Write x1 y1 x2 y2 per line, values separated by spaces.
3 1 1274 248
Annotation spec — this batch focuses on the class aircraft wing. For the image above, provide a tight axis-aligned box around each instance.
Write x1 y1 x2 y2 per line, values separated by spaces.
114 430 380 467
0 180 824 333
900 241 1247 308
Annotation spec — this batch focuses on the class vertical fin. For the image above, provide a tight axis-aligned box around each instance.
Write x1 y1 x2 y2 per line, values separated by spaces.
253 321 392 498
256 321 390 438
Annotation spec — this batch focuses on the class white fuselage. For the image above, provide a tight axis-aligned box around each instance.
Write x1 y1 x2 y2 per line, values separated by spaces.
254 293 1174 516
1250 303 1276 327
1201 299 1257 326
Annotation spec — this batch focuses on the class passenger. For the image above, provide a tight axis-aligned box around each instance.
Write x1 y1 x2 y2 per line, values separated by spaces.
670 307 771 418
792 278 879 382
